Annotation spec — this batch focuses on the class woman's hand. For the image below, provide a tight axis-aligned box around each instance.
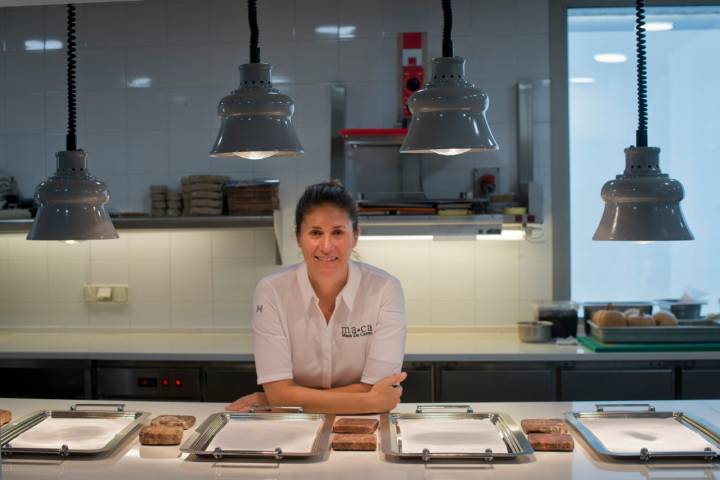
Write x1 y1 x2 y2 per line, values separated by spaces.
225 391 268 412
368 372 407 413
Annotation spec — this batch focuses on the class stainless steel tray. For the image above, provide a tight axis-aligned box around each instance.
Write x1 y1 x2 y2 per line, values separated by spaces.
380 405 534 463
565 403 720 461
180 407 333 461
588 321 720 343
0 403 150 457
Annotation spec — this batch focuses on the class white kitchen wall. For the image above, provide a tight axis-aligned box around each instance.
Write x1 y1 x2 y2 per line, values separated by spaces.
0 0 552 328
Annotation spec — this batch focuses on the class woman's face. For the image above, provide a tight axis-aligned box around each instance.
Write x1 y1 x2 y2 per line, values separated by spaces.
297 203 358 281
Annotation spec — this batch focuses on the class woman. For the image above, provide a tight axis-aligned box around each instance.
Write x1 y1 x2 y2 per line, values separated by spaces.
226 181 407 414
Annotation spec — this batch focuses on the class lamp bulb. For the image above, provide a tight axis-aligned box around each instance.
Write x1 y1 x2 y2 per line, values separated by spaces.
232 151 279 160
431 148 471 156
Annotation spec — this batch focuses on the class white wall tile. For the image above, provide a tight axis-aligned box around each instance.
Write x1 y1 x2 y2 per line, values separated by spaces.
127 231 170 260
8 259 49 301
5 93 44 134
208 1 248 43
43 6 66 52
406 300 431 325
293 85 331 129
337 0 385 39
43 51 66 92
213 301 251 327
90 235 128 260
380 0 434 37
515 35 550 79
90 259 128 284
4 7 43 52
129 302 171 328
212 258 255 302
0 260 8 302
7 235 47 260
385 256 431 301
431 301 474 325
126 132 169 174
44 91 66 134
519 255 552 301
254 230 278 260
165 46 212 88
294 127 329 172
88 304 129 327
516 0 549 36
471 0 517 36
4 54 45 93
211 230 255 259
77 48 126 90
129 259 170 302
293 41 338 84
171 259 212 301
207 44 245 89
5 135 46 186
430 256 474 301
167 130 212 173
81 3 128 48
475 257 519 301
294 0 338 41
260 42 296 84
48 259 89 301
126 46 169 89
171 301 212 328
127 87 167 131
475 301 519 325
49 302 89 327
0 302 8 327
170 231 212 260
262 0 295 43
80 132 127 176
126 1 167 46
166 0 209 45
9 302 49 327
101 174 129 212
82 89 127 133
165 89 214 131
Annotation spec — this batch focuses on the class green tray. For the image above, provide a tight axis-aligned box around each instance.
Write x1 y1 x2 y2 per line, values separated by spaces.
579 335 720 352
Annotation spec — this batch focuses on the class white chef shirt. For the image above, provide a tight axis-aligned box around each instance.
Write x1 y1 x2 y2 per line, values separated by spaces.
253 260 406 389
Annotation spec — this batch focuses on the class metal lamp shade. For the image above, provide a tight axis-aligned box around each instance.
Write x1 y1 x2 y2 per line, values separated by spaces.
593 147 693 241
27 150 118 241
210 63 303 159
401 57 498 155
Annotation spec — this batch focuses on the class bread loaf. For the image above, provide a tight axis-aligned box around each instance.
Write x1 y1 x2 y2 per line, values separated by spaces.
139 424 183 445
521 419 568 435
332 418 379 434
151 415 196 429
627 315 655 327
0 409 11 426
593 309 627 327
653 311 679 326
331 434 377 451
527 433 574 451
189 175 228 184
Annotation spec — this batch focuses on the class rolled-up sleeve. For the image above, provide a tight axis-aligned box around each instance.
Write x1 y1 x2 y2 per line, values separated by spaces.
253 280 294 385
360 278 407 384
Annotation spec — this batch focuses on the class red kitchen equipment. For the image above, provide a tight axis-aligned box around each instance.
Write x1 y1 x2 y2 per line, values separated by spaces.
399 32 426 124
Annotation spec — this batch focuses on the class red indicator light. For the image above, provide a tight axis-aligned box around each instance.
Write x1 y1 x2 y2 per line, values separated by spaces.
174 379 182 387
162 378 169 387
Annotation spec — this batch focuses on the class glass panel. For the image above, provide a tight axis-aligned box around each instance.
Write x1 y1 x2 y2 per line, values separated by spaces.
568 6 720 311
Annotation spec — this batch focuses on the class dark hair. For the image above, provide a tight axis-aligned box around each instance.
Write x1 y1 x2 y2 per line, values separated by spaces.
295 180 358 238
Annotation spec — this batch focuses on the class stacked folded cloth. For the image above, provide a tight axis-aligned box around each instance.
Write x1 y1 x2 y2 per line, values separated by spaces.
150 185 168 217
181 175 228 216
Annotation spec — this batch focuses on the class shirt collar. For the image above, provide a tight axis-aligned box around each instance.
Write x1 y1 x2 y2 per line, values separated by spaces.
296 261 361 310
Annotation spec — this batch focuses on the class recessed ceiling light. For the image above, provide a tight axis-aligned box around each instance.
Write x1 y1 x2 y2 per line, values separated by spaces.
644 21 673 32
594 53 627 63
571 77 596 84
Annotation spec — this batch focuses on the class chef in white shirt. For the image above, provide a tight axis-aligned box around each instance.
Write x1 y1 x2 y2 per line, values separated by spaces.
226 180 407 414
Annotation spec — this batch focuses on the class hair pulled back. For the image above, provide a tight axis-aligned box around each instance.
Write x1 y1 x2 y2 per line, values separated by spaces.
295 180 358 238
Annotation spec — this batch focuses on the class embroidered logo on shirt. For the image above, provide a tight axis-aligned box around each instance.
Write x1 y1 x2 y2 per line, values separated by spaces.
256 304 263 313
341 325 373 337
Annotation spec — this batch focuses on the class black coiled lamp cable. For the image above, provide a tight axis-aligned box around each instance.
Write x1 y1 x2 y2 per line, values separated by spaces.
442 0 453 57
66 3 77 151
635 0 648 147
248 0 260 63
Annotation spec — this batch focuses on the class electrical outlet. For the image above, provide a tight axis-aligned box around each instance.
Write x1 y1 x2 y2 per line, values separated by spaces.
83 284 129 304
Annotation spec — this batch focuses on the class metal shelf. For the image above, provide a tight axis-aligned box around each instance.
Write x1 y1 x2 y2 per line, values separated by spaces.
0 215 274 233
358 214 540 238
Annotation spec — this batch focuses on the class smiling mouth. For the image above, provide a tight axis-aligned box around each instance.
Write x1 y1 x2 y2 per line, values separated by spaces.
314 255 339 263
